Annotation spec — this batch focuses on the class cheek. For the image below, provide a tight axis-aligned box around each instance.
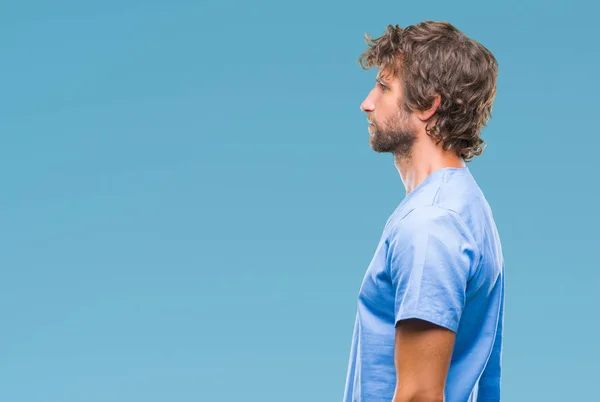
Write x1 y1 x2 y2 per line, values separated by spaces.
377 101 399 123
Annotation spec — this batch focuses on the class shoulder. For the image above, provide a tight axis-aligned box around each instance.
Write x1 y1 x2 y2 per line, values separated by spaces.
388 205 481 260
393 205 465 236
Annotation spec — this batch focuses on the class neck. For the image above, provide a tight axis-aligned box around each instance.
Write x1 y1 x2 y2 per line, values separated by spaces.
394 140 466 195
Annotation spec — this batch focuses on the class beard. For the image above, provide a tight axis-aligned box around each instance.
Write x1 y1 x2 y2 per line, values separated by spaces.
368 107 416 158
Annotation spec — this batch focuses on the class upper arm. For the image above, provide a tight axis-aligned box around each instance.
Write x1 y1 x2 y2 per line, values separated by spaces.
393 318 455 401
388 206 478 332
387 206 478 400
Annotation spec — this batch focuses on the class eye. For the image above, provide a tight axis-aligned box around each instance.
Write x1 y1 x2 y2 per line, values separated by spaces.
378 82 388 91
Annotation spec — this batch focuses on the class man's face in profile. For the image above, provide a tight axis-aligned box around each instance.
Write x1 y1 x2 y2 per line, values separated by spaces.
361 68 416 157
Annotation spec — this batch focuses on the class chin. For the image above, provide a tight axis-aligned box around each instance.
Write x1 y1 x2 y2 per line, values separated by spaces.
368 134 377 149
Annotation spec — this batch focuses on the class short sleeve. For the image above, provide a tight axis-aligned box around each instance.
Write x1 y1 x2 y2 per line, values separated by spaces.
387 205 479 332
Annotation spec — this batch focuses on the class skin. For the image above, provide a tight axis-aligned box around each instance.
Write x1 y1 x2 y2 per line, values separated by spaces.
360 67 462 402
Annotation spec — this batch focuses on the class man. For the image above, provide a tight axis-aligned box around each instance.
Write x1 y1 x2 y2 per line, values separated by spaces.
343 21 504 402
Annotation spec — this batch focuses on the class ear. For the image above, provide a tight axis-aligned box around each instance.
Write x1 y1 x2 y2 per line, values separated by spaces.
414 95 441 122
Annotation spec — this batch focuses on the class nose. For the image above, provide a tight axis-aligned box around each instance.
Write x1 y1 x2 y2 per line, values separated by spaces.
360 91 375 113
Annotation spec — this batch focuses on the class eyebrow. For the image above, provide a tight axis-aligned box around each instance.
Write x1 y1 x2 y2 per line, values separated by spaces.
375 74 389 85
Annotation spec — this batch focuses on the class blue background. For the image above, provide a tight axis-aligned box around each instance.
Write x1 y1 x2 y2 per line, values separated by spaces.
2 1 598 401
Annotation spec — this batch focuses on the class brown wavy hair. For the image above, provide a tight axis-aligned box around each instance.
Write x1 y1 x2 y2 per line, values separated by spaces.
358 21 498 161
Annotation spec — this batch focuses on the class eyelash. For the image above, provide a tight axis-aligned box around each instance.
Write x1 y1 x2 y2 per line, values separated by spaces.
378 82 388 91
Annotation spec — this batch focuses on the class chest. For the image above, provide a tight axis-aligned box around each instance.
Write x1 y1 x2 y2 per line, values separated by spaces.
357 238 396 319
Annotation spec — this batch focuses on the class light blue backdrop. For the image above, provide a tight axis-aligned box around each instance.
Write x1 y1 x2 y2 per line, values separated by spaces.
2 1 598 401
